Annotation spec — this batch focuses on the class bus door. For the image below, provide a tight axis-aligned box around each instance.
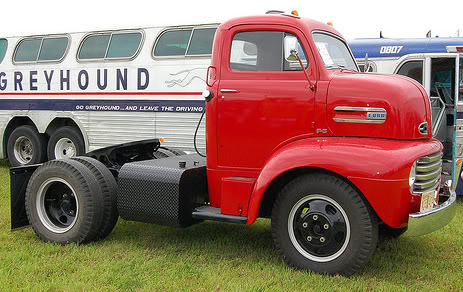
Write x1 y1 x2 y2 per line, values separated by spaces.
454 55 463 194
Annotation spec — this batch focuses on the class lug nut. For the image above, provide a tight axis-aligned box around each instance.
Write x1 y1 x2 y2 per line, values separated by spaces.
320 237 325 243
324 224 329 230
302 222 308 228
307 236 312 242
312 215 318 221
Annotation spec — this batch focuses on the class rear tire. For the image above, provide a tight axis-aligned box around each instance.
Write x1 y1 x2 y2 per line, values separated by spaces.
271 173 378 276
47 126 85 160
25 159 104 244
7 125 47 167
72 156 118 240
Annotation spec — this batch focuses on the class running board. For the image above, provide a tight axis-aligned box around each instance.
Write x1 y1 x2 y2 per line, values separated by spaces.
192 206 247 224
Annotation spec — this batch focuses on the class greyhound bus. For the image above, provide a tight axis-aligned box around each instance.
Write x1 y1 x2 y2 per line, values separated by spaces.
0 24 220 166
348 37 463 194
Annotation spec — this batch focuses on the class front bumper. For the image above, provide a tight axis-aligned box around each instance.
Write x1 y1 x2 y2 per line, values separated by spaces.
403 181 457 237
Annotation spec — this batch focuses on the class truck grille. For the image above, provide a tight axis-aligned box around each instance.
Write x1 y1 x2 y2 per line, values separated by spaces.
413 151 443 194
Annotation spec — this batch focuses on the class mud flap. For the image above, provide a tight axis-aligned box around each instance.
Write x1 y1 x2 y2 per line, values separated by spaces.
10 164 40 230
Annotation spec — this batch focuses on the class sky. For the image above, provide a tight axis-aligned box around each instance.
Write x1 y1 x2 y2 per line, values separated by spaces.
2 0 462 40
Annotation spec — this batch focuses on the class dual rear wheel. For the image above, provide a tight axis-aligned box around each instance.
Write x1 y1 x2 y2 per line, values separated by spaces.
25 157 118 244
7 126 85 167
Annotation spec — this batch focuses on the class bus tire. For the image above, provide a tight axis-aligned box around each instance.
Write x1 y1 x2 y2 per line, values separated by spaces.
271 173 378 276
7 125 47 167
25 159 104 244
47 126 85 160
72 156 118 240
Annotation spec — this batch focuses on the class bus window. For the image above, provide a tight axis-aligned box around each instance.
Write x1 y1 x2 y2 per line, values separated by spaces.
397 60 423 85
79 34 111 60
0 39 7 64
38 37 69 61
14 36 69 63
154 29 192 57
106 32 142 59
186 28 216 55
15 39 41 62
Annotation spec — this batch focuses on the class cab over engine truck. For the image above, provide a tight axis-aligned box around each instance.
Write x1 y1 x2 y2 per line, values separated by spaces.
9 13 460 276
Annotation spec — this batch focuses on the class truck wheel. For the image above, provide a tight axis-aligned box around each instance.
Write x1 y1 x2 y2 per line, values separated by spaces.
47 126 85 160
7 125 47 166
271 173 378 276
72 156 118 240
25 159 104 244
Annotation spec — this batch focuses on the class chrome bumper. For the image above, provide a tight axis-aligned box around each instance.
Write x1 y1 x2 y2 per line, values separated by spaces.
403 181 457 237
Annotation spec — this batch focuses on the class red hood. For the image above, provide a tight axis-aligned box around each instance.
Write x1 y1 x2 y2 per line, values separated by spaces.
326 71 432 140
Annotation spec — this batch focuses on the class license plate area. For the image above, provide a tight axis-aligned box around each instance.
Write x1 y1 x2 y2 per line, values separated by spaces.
420 190 436 213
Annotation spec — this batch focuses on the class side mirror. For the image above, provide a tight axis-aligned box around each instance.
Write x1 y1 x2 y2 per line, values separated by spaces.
284 35 299 62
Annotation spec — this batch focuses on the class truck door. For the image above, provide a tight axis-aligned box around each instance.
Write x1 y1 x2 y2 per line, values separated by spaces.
217 27 316 169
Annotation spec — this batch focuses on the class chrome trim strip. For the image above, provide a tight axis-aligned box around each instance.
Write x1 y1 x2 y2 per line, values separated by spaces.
415 167 441 181
417 152 443 164
416 160 442 172
334 106 386 112
333 118 385 124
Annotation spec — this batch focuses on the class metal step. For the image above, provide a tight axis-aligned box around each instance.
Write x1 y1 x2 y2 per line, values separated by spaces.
192 206 247 224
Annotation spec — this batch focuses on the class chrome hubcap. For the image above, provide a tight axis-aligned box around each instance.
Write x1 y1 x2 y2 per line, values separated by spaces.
14 136 34 164
54 138 76 159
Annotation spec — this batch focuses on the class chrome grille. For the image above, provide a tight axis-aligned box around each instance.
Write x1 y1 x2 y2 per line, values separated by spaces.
413 151 443 194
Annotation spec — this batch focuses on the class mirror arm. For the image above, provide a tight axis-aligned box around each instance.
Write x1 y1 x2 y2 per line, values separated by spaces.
294 51 315 91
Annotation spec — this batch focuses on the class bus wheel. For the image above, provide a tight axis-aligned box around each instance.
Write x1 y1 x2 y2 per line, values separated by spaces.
271 173 378 276
25 159 104 244
7 125 47 167
48 126 85 160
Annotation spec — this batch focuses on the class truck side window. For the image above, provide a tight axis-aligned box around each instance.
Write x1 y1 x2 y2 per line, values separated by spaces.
397 61 423 85
230 31 307 72
0 39 7 64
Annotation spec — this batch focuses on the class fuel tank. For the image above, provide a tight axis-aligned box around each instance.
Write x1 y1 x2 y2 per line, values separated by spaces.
326 72 432 140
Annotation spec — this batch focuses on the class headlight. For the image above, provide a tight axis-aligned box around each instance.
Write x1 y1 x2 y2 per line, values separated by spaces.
409 161 417 193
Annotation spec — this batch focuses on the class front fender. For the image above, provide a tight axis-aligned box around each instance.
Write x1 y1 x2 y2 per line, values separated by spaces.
247 137 442 227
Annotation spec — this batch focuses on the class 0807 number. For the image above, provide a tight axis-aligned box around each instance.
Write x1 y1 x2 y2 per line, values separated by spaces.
379 46 403 54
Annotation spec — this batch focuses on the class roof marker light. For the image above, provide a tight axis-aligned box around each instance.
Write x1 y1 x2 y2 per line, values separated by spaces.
446 46 463 53
291 10 299 16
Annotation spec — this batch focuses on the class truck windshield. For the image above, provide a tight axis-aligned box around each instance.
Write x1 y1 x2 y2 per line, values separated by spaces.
312 32 357 71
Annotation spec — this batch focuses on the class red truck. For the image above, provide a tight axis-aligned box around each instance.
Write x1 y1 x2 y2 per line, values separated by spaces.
10 12 460 276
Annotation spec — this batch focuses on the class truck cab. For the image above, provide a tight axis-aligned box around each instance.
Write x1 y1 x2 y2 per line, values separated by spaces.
10 13 460 277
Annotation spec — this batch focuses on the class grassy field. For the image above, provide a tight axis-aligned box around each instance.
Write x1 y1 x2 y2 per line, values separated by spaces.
1 160 463 291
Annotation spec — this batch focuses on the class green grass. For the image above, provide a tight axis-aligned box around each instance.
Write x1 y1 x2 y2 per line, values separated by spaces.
1 159 463 291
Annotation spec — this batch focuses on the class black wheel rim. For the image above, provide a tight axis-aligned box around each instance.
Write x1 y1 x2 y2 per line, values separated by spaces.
288 195 350 262
37 178 79 233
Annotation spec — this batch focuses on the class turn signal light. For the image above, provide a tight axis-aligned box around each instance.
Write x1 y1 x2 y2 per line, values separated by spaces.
327 22 333 27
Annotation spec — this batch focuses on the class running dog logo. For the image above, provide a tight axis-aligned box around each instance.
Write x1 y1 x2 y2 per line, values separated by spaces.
166 68 207 88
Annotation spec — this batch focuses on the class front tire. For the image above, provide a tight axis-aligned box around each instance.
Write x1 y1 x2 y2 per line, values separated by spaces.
7 125 47 166
271 173 378 276
25 159 104 244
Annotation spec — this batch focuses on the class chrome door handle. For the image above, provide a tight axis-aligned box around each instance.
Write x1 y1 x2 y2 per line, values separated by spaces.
220 89 238 93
